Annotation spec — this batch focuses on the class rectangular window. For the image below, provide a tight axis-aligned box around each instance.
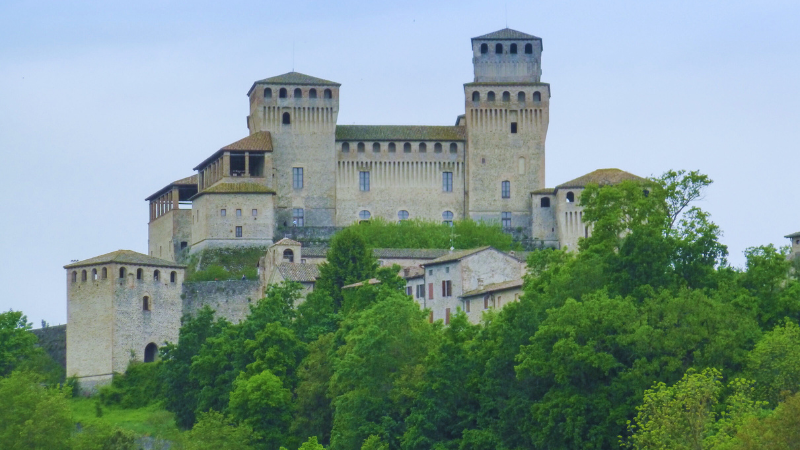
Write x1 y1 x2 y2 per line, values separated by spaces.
236 209 242 217
293 167 304 189
416 284 425 299
445 308 451 325
252 209 257 216
441 280 452 297
442 172 453 192
428 283 434 300
484 296 489 310
292 208 304 227
220 209 226 216
235 226 242 237
465 299 470 313
359 171 370 191
406 286 412 296
502 211 511 228
445 266 449 273
511 122 518 133
502 180 511 198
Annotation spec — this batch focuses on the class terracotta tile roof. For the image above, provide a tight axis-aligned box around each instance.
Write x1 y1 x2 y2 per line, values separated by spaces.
423 247 492 266
255 72 340 86
473 28 540 40
65 250 184 269
786 231 800 239
556 169 646 189
145 174 198 201
336 125 466 141
274 238 301 246
277 263 320 283
297 247 449 260
464 81 550 87
461 279 523 298
221 132 273 151
342 278 381 289
531 188 556 195
199 183 276 195
400 266 425 279
301 246 328 257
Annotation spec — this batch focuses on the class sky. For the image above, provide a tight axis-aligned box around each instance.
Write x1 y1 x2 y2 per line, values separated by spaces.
1 0 798 327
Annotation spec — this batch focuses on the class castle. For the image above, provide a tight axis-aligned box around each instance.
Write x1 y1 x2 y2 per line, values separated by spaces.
64 28 644 391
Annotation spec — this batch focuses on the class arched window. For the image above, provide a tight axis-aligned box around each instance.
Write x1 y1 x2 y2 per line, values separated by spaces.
442 211 454 226
502 91 510 102
525 43 533 54
540 197 551 207
357 142 365 153
372 142 381 153
324 89 332 99
342 142 350 153
566 191 575 203
472 91 480 101
388 142 396 152
136 268 143 280
434 143 442 153
359 210 371 221
81 270 87 282
419 143 427 153
510 43 518 54
501 181 510 198
283 249 294 263
449 143 458 153
119 267 126 279
144 343 157 363
487 91 495 102
533 91 541 102
101 267 107 279
309 88 317 98
279 88 287 98
143 296 151 311
495 43 503 54
480 43 488 54
403 142 411 153
398 210 409 221
170 271 177 283
282 112 291 125
153 270 160 281
71 271 77 283
263 87 272 99
91 268 97 280
294 88 302 98
518 91 525 102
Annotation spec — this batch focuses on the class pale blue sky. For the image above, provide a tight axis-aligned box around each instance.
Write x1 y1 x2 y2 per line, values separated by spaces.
1 0 798 326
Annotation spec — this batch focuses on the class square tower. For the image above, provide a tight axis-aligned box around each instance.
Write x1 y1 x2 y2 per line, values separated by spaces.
464 29 550 232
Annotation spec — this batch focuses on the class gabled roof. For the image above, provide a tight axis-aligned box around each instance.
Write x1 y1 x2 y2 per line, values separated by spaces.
273 238 301 246
65 250 184 269
277 263 320 283
193 132 272 170
422 246 493 267
786 231 800 239
335 125 466 141
247 71 340 95
556 169 646 189
461 279 524 298
145 174 198 201
194 182 275 196
472 28 540 41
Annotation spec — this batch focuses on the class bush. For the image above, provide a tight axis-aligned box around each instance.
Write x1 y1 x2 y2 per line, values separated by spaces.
345 217 518 251
98 361 164 408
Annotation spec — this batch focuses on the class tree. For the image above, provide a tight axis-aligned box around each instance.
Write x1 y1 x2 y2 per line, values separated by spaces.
71 422 136 450
0 310 39 377
745 320 800 405
729 391 800 450
292 333 336 446
313 227 379 311
182 410 254 450
0 371 73 450
229 370 293 449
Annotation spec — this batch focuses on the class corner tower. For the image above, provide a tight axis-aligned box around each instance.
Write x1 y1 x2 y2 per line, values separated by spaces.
247 72 341 230
464 29 550 231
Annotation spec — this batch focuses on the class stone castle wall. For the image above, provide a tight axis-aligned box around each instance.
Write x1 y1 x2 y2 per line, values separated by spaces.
191 193 275 252
182 280 261 324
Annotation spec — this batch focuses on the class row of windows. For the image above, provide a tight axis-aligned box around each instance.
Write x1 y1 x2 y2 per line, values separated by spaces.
471 91 541 102
480 42 534 55
71 268 178 283
264 87 333 99
220 208 259 217
537 191 576 208
342 141 459 154
357 210 455 225
357 171 512 197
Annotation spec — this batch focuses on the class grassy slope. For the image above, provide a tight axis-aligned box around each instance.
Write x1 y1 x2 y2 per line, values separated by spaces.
70 397 183 442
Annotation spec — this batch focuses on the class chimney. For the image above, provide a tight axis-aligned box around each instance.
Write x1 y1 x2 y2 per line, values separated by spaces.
403 268 410 277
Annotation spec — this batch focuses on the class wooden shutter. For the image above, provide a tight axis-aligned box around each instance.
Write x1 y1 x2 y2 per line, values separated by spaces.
428 283 434 299
445 308 451 325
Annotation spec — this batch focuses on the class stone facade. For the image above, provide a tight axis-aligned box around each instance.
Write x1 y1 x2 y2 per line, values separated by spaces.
787 231 800 259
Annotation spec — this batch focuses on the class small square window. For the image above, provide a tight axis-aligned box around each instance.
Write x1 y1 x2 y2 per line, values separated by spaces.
236 209 242 217
511 122 518 133
428 269 433 276
235 226 242 237
445 267 449 273
252 209 257 216
220 209 226 216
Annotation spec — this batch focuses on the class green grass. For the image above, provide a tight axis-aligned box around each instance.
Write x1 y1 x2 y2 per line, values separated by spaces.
70 397 183 442
184 246 268 281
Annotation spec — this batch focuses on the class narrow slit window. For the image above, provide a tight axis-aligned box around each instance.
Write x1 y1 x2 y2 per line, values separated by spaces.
501 180 510 198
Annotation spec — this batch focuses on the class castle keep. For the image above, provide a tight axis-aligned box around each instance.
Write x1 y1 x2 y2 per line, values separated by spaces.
65 29 645 390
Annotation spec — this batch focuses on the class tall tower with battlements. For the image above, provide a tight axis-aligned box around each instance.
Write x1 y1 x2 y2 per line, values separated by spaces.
464 28 550 232
247 73 341 228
